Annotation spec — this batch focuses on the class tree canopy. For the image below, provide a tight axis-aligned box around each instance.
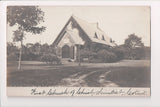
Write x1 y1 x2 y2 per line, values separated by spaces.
125 33 144 49
7 6 46 37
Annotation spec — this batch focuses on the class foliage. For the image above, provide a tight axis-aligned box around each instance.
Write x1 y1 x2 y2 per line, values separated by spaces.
143 47 151 60
7 43 19 61
112 46 125 61
128 48 145 60
7 42 58 61
7 6 46 35
7 42 19 55
80 49 97 62
21 53 41 61
13 30 24 42
97 49 117 63
40 54 61 64
89 43 110 52
81 34 146 61
125 33 144 49
124 34 145 60
7 53 19 61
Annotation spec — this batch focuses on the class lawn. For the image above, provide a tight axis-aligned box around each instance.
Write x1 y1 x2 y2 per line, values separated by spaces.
7 60 150 87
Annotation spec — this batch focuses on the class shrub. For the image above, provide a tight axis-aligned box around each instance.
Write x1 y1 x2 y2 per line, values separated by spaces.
40 54 61 64
97 49 117 63
80 49 97 62
21 53 41 61
129 48 145 60
7 53 19 61
112 45 145 60
80 49 91 58
112 46 125 61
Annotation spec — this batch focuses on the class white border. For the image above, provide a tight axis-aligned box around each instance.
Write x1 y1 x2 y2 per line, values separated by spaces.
1 1 160 107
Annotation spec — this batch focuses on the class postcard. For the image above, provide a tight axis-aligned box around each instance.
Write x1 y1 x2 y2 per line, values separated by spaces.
6 5 150 96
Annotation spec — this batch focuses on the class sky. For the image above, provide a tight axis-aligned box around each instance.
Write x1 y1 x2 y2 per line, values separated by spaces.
7 6 150 46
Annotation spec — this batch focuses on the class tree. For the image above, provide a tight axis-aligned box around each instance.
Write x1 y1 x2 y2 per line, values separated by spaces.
7 6 46 70
124 33 145 59
125 33 144 49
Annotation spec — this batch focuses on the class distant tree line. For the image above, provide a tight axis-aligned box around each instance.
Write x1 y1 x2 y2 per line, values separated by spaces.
7 43 53 60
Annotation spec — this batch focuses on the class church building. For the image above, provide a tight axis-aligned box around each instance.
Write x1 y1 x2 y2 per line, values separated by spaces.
53 15 116 60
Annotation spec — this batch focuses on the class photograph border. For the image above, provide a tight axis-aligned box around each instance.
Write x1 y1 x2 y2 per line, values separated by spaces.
1 0 160 107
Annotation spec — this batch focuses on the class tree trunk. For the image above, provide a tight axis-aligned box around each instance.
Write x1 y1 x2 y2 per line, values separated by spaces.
18 40 22 70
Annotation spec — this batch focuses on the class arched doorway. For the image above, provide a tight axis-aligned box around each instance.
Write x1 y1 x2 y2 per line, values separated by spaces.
62 45 70 58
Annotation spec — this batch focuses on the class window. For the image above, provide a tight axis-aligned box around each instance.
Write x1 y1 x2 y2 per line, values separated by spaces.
102 35 105 41
94 32 98 39
110 38 112 43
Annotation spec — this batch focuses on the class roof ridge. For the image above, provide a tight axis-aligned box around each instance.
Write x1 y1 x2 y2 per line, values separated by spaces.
72 15 100 25
72 15 104 32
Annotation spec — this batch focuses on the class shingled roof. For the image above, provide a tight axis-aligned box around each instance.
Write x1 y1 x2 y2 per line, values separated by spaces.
72 15 116 46
53 15 116 47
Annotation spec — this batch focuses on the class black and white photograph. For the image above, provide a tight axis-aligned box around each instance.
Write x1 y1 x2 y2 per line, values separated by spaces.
6 6 151 96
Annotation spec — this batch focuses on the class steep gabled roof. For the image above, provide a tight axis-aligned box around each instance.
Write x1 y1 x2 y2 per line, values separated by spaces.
66 29 84 45
53 15 116 46
72 15 116 46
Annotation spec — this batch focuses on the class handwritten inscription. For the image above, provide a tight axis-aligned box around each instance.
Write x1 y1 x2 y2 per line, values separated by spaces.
30 87 147 96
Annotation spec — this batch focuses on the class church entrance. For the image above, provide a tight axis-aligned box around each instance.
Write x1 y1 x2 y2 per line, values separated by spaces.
62 45 70 58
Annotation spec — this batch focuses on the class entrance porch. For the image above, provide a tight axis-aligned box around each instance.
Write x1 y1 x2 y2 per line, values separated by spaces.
61 44 78 60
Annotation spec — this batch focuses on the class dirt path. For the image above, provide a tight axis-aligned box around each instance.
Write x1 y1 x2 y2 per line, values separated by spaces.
57 71 97 87
98 71 119 87
57 70 118 87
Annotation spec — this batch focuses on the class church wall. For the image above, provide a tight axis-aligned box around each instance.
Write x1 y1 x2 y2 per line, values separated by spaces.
56 32 78 59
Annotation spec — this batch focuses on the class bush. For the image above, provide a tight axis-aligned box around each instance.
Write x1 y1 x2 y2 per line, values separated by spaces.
80 49 97 62
112 45 146 60
21 53 41 61
129 48 145 60
7 53 19 61
97 49 117 63
112 46 125 61
40 54 61 64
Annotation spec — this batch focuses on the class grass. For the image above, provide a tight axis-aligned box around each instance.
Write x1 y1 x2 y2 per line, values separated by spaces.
84 66 150 87
7 60 150 87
